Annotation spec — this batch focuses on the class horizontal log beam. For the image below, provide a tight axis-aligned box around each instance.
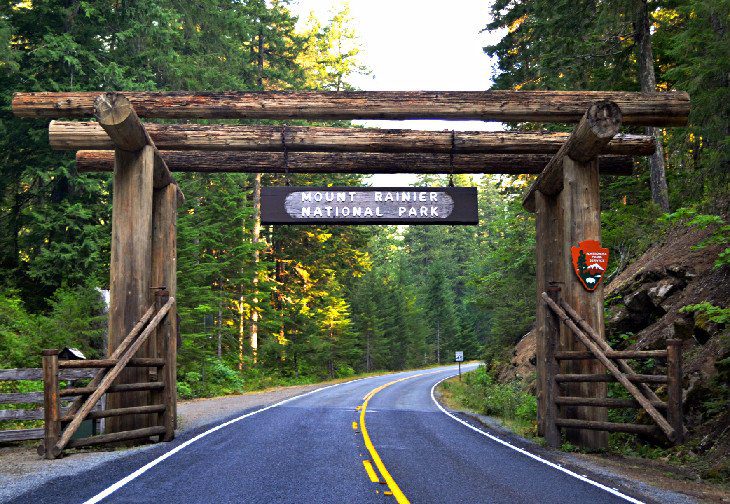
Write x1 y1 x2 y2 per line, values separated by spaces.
555 419 662 435
49 122 657 156
0 408 44 421
0 428 44 442
13 91 690 126
58 358 165 368
65 425 166 449
76 150 634 175
554 350 668 360
60 404 165 422
555 373 668 384
0 368 96 381
0 392 44 404
555 396 666 409
523 101 622 212
60 381 164 397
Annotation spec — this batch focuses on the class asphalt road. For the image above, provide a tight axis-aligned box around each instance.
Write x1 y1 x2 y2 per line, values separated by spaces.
9 365 658 503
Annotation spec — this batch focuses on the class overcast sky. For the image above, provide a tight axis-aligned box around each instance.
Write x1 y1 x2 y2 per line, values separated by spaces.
289 1 504 185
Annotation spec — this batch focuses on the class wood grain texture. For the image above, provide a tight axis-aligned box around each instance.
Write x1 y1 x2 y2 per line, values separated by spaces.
76 150 634 175
557 156 608 449
667 339 684 443
0 368 96 381
107 145 155 435
49 122 657 156
41 350 60 459
0 428 44 442
93 93 147 151
13 90 690 126
523 101 622 212
151 184 178 440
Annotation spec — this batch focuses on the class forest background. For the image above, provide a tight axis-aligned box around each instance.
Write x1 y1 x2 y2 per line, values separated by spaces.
0 0 726 399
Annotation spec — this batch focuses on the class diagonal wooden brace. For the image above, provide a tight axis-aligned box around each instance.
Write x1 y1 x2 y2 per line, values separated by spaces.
542 293 675 441
51 298 175 458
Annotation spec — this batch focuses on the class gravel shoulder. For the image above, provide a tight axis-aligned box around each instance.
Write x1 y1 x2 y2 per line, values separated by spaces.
0 382 325 503
434 385 730 504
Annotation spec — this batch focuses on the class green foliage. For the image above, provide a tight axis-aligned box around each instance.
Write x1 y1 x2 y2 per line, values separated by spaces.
662 208 730 268
679 302 730 325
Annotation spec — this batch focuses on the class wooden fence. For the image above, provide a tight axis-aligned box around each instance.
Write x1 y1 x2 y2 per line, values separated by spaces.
40 292 176 459
540 289 685 447
0 367 99 443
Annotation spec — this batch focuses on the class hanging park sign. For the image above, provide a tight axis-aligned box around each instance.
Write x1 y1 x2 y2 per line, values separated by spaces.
261 187 478 225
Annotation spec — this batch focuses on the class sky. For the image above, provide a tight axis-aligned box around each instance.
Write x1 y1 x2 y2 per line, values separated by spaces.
289 0 504 186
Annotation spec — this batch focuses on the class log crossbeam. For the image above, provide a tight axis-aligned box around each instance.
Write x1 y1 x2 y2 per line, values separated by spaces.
13 90 690 126
49 122 657 156
75 150 635 175
523 101 623 212
93 93 183 200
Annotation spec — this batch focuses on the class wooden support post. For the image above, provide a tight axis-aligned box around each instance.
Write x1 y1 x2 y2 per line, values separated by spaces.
544 287 561 448
41 350 60 459
667 339 684 444
534 190 564 437
151 182 178 440
107 145 155 434
558 156 608 449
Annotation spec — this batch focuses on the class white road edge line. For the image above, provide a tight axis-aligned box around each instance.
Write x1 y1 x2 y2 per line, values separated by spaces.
83 375 377 504
430 374 645 504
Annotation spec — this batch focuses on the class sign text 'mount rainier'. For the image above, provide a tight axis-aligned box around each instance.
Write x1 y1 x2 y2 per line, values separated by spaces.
261 187 478 225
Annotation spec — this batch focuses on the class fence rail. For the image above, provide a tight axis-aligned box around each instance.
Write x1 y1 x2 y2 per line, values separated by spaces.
540 289 685 447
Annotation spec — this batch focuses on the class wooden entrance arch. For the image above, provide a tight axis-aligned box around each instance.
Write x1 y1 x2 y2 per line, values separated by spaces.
12 89 689 455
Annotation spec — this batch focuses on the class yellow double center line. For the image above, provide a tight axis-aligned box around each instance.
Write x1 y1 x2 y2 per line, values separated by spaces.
358 372 434 504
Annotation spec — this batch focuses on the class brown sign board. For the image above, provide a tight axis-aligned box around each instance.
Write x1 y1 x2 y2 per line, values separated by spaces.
261 187 478 225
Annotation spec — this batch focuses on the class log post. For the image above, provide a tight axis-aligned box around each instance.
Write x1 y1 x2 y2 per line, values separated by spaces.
41 350 60 459
151 183 178 441
558 155 608 449
544 286 562 448
107 145 155 434
667 339 684 444
534 190 564 437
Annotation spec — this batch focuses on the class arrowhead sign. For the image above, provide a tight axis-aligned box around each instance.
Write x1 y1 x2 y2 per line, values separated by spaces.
571 240 609 291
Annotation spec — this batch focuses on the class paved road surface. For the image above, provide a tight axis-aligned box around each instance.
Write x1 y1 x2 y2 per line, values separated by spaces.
9 365 659 503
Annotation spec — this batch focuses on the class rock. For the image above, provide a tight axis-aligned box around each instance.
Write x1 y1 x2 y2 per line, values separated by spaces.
672 316 695 341
624 289 654 313
647 278 685 306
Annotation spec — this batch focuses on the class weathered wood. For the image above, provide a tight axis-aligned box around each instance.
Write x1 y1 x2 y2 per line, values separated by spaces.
558 299 663 404
545 293 675 440
66 426 166 449
534 189 564 445
543 288 561 448
64 305 156 421
667 339 684 443
0 392 45 404
61 382 165 397
58 358 165 368
0 368 96 381
554 350 668 360
0 428 44 442
42 350 60 459
555 155 609 448
54 297 174 456
49 122 657 156
92 93 176 190
555 419 662 435
0 408 44 421
151 184 178 439
76 150 634 175
93 93 147 151
60 404 165 422
13 91 690 126
555 396 666 409
107 145 155 435
555 373 668 384
523 101 622 212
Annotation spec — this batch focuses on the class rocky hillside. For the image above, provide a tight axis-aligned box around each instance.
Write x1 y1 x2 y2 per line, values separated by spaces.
499 223 729 478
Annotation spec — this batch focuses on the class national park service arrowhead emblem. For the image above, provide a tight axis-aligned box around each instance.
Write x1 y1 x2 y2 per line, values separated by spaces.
571 240 609 291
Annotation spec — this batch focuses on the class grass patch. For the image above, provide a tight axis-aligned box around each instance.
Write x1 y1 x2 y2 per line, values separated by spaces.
438 365 538 438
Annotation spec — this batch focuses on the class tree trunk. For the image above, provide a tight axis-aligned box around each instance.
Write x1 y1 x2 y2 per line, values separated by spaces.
250 173 261 364
217 293 223 359
436 320 441 364
635 0 670 211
